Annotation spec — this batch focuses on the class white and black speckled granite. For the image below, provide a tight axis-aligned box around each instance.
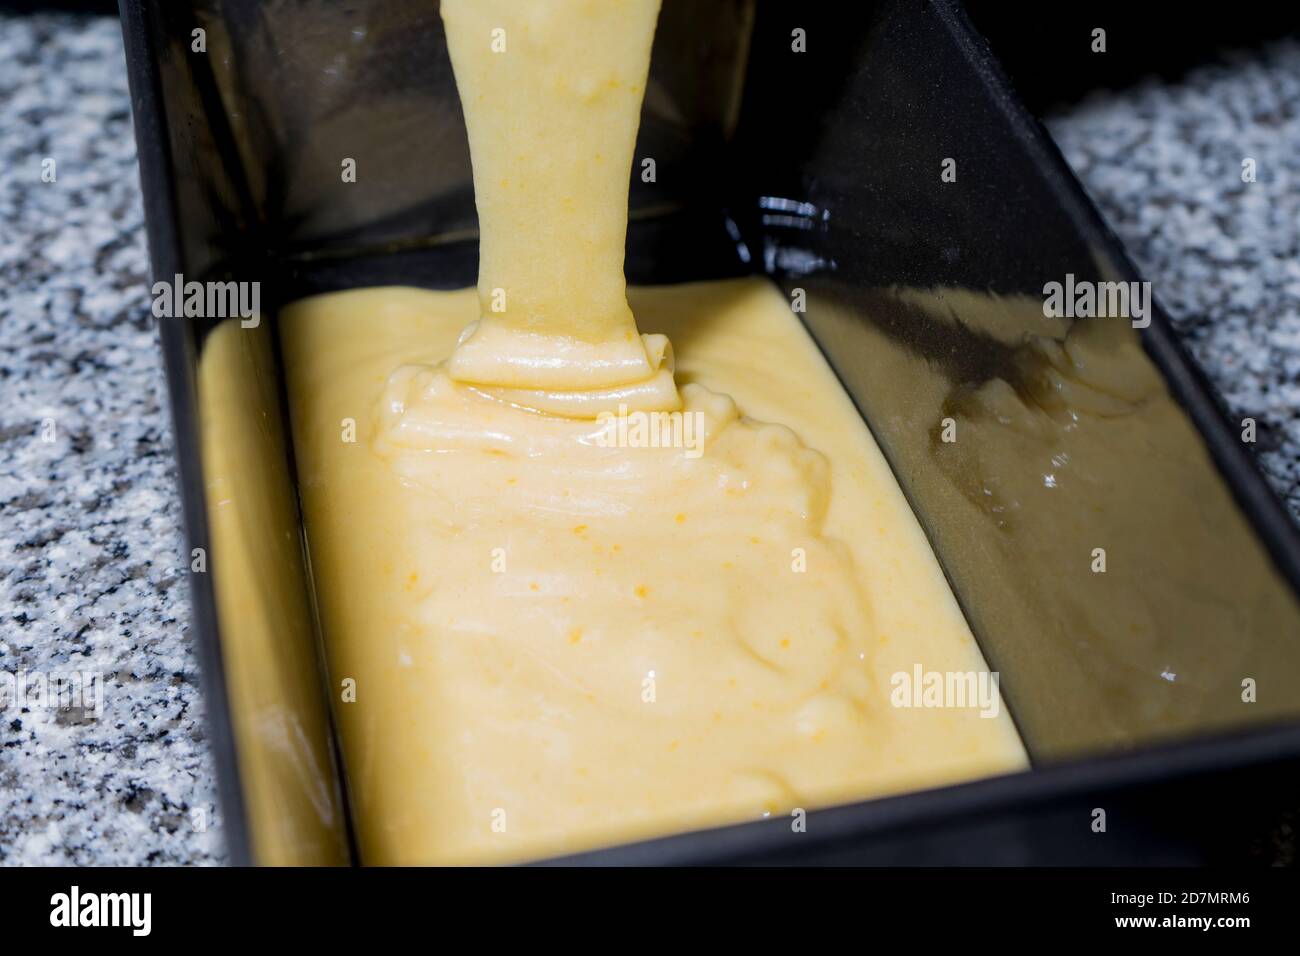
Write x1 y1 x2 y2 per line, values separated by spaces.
0 14 223 865
1048 41 1300 518
0 14 1296 865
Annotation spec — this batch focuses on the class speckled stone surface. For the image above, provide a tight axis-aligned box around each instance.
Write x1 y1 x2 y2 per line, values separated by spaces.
1048 40 1300 518
0 15 224 865
0 14 1296 865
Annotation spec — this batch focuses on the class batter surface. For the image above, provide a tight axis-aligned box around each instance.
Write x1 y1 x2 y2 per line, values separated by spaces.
281 279 1024 864
276 0 1025 864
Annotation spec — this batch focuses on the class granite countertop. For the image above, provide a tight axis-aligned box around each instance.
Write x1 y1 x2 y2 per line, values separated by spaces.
1047 42 1300 517
1 14 222 865
0 14 1297 865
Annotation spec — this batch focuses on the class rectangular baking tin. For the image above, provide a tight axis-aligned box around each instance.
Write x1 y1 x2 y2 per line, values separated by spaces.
120 0 1300 865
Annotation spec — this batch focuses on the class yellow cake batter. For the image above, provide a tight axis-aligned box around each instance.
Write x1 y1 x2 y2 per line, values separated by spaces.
273 0 1025 864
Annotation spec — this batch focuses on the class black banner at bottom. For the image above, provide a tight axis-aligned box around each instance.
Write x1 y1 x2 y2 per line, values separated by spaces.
0 867 1289 942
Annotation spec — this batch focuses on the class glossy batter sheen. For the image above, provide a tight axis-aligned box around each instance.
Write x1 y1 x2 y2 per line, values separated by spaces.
198 320 350 866
279 0 1025 864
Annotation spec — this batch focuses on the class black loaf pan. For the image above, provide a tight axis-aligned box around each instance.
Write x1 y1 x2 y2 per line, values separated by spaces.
119 0 1300 865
